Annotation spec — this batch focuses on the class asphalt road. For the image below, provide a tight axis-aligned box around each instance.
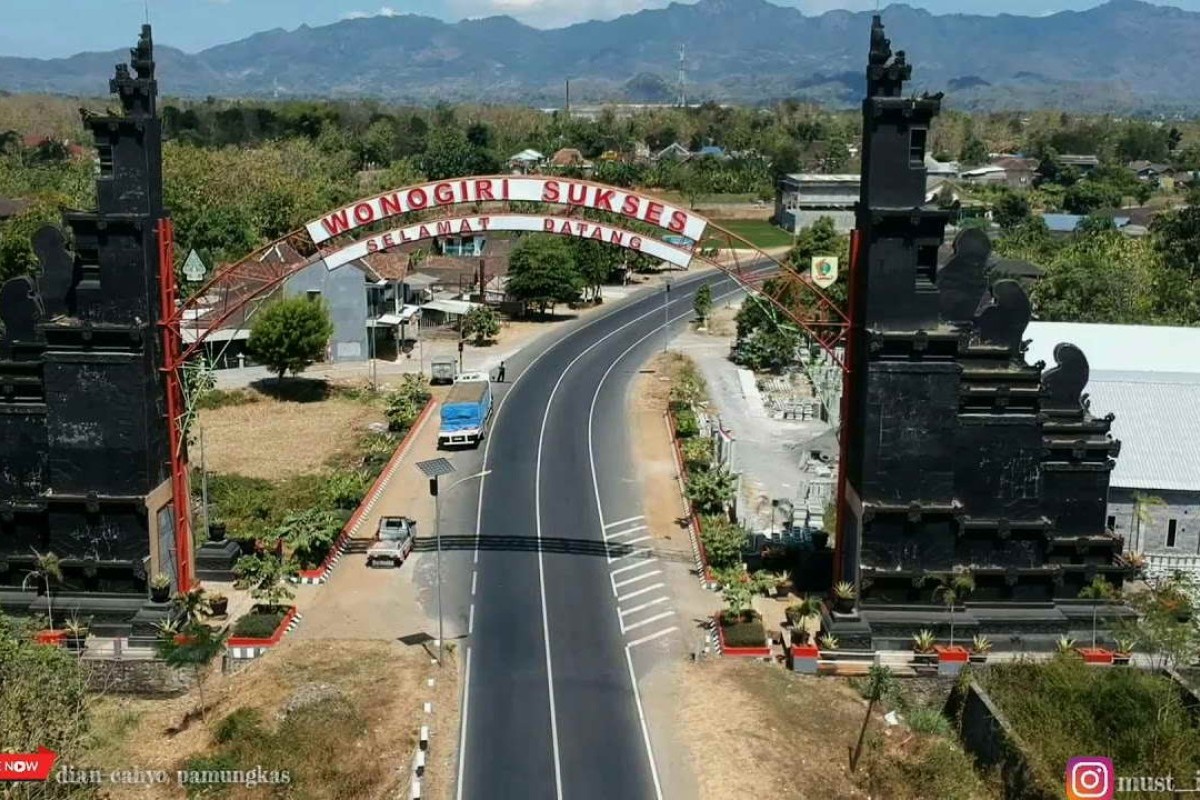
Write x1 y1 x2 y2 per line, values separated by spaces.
452 265 769 800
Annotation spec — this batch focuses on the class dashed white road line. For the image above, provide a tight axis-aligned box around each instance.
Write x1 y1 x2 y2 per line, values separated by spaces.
605 515 645 530
470 571 477 596
604 525 648 541
616 583 667 603
468 603 475 635
618 535 652 547
608 546 653 564
613 570 662 590
618 596 670 618
610 558 658 577
622 611 675 634
627 627 679 648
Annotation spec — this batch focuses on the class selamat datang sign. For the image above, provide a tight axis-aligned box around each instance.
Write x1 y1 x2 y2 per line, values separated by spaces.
319 214 699 271
304 176 709 245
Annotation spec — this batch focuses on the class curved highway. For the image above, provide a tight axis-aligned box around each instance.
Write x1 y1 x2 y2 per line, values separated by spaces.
443 264 767 800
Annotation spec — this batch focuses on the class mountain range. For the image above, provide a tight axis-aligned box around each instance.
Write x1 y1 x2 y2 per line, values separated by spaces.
0 0 1196 113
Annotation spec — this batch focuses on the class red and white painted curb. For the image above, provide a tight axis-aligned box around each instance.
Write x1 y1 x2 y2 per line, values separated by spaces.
295 400 436 585
227 606 303 660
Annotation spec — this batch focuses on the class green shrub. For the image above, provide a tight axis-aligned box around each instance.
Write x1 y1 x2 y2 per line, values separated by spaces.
673 408 699 438
686 468 737 515
720 615 766 648
906 707 953 737
322 469 369 510
681 437 713 473
385 375 431 432
213 707 265 744
181 752 240 798
277 508 342 570
860 735 990 800
232 610 287 639
700 515 748 570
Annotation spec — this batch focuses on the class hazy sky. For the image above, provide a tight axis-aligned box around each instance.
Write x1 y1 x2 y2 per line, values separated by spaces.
0 0 1194 59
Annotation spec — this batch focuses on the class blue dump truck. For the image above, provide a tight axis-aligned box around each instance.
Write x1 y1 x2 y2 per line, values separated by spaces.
438 372 493 448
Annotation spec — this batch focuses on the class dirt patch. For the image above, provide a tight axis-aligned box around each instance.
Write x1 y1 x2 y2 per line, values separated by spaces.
84 640 457 800
198 389 385 480
631 353 696 554
673 659 995 800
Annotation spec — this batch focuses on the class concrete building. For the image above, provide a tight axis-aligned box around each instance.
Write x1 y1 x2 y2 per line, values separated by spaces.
1024 322 1200 580
775 173 860 233
284 258 374 363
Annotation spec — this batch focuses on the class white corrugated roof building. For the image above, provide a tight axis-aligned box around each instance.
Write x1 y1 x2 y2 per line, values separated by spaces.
1025 322 1200 493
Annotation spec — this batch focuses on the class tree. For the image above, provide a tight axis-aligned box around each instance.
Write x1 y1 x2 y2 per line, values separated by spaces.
276 509 342 571
156 623 228 722
247 296 334 382
233 553 297 609
463 305 500 345
732 327 799 373
0 195 67 284
685 467 738 515
850 664 896 772
169 587 212 628
699 515 748 570
932 572 974 648
506 235 583 315
1062 178 1124 215
693 283 713 324
959 136 989 167
1078 576 1118 650
993 190 1031 230
1113 572 1199 670
570 240 623 301
419 127 497 180
21 551 62 630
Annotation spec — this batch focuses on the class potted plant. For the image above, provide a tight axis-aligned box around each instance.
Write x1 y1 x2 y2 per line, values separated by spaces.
765 571 792 599
1122 551 1146 577
64 614 89 652
208 592 229 618
1078 576 1117 657
208 521 227 543
150 573 171 603
32 615 66 647
969 634 992 664
832 581 856 614
817 632 839 652
1113 637 1135 666
785 596 821 643
23 550 63 642
154 617 182 640
1055 635 1078 656
170 587 211 626
911 629 937 665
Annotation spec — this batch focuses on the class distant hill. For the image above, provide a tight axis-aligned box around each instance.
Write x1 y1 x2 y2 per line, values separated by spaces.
1 0 1198 112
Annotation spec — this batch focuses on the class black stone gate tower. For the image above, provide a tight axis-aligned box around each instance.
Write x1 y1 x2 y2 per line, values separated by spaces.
830 16 1131 650
0 26 190 629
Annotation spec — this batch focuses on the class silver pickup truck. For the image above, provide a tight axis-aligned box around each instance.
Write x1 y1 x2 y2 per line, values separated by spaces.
366 516 416 568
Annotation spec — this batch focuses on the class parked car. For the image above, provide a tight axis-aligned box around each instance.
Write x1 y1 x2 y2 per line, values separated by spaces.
366 516 416 568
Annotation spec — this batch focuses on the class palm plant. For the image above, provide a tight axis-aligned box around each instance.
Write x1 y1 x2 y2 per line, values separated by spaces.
1078 576 1118 649
787 595 822 643
1056 635 1077 655
932 571 974 648
971 634 992 655
817 632 839 650
22 550 63 630
911 629 937 654
170 587 212 627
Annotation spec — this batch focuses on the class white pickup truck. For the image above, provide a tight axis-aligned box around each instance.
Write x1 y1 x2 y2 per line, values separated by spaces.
366 516 416 568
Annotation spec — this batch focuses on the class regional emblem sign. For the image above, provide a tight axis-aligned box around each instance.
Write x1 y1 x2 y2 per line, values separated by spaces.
811 256 838 289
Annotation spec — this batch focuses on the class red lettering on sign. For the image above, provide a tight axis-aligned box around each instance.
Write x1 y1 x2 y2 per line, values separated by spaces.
543 218 555 232
594 188 615 211
557 220 571 235
382 232 396 249
621 195 640 217
321 209 351 238
501 179 510 200
419 225 432 240
408 188 428 210
367 238 380 253
590 226 604 241
478 216 492 231
434 182 455 204
542 181 561 203
353 203 375 225
437 221 452 236
400 228 413 242
459 220 474 234
608 231 625 246
644 202 664 226
477 179 494 201
631 236 643 251
566 183 587 205
379 193 403 218
668 210 688 234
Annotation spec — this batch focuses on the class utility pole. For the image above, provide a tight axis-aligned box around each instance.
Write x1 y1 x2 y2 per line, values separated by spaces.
199 424 210 541
662 279 671 353
678 44 687 108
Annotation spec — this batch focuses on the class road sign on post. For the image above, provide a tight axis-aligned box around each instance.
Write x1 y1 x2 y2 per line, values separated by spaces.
811 256 838 289
182 249 207 283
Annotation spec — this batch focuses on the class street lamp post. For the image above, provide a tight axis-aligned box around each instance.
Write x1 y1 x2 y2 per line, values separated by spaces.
662 278 671 353
416 459 491 666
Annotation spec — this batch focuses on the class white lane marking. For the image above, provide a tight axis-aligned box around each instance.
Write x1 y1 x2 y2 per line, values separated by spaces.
617 535 652 547
608 546 653 564
605 515 645 530
455 646 472 800
470 571 477 596
622 611 675 634
468 603 475 635
616 583 667 603
604 525 648 541
610 558 658 577
625 645 665 800
628 627 679 648
619 597 670 618
613 570 663 590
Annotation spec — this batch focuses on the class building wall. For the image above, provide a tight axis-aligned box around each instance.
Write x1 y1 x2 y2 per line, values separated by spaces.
1108 486 1200 576
284 263 369 363
779 208 857 234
